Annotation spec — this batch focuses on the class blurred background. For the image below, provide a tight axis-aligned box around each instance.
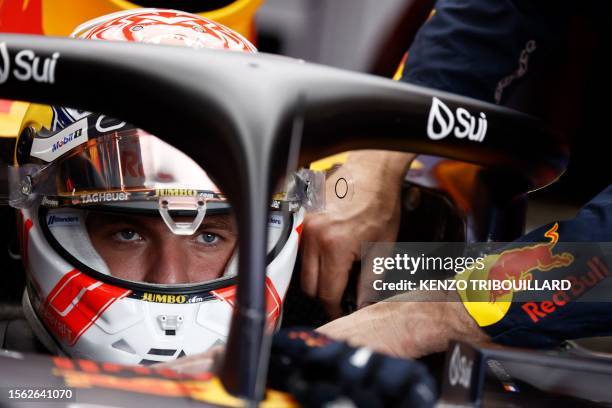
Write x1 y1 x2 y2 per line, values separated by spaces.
257 0 408 72
256 0 609 233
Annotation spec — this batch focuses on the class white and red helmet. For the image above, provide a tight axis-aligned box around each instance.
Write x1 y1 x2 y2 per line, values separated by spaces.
70 8 257 51
10 9 304 365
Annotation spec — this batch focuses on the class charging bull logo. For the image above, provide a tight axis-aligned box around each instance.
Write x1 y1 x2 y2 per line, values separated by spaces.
488 223 574 302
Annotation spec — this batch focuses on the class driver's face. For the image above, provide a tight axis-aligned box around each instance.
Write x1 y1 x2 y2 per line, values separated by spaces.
86 212 237 284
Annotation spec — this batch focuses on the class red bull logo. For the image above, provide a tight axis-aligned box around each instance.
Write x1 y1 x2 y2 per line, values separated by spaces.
488 223 574 302
522 256 610 323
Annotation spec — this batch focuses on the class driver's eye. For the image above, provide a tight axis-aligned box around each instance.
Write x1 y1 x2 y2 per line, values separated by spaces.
197 232 219 245
113 230 142 242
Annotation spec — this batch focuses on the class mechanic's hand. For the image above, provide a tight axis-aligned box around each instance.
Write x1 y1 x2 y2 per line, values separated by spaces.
153 346 224 375
317 293 489 358
301 150 415 319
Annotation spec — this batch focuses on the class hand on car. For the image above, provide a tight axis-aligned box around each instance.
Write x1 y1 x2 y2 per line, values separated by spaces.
300 150 415 318
317 292 489 358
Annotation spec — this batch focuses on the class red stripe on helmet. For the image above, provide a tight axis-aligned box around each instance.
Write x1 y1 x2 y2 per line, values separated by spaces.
211 276 282 328
21 218 33 269
295 223 304 245
42 270 131 346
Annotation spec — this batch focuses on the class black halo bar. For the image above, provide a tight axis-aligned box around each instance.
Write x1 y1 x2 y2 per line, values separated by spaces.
0 34 568 403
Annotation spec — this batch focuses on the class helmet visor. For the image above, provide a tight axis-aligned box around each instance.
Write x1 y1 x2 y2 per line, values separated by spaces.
27 121 225 205
16 116 294 289
33 121 238 288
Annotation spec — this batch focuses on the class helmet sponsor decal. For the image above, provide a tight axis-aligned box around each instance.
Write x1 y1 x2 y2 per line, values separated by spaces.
41 269 131 346
47 213 80 227
30 117 88 162
143 294 185 304
0 42 60 85
153 189 221 202
156 189 195 197
78 192 131 205
427 97 487 142
41 197 60 207
135 291 213 304
268 214 283 229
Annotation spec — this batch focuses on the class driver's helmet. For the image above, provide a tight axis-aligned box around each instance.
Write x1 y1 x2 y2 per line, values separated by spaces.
9 9 304 365
0 0 262 43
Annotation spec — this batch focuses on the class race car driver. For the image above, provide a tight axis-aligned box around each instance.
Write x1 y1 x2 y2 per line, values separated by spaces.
311 0 612 357
1 8 304 366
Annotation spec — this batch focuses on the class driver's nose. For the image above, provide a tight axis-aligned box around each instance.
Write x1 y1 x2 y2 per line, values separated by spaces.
143 238 190 284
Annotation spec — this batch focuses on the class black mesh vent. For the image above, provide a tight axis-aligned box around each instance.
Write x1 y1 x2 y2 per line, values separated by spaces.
148 348 177 356
139 359 160 365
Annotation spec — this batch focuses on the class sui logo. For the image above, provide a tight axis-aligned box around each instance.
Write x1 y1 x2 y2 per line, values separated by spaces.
0 41 60 85
448 345 473 389
427 97 488 142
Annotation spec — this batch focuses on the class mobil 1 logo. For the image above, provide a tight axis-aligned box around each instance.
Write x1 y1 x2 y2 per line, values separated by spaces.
30 117 89 162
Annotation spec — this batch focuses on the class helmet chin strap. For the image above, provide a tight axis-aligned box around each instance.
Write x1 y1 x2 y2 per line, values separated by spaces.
22 289 66 356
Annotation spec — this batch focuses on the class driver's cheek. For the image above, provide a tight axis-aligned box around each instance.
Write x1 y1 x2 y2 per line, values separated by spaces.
98 246 149 282
186 242 235 283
